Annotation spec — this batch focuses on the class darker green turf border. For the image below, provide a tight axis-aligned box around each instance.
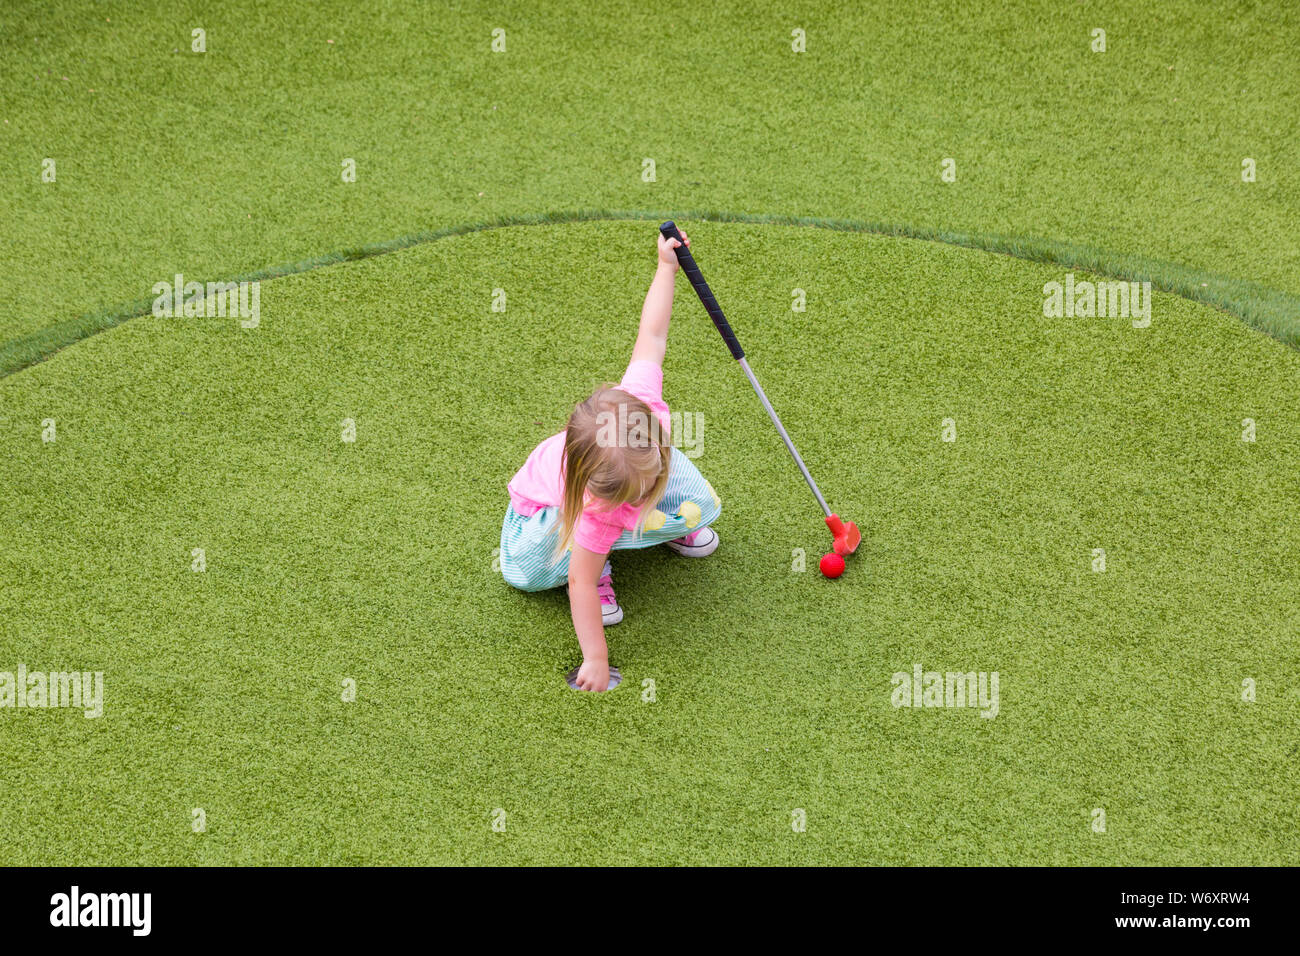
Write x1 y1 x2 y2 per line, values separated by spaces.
3 208 1297 379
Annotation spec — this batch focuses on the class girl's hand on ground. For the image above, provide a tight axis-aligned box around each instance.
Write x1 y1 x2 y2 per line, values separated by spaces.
657 229 689 270
575 658 611 692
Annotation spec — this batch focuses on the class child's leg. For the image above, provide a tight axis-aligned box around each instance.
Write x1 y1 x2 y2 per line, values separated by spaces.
610 447 722 552
499 505 572 591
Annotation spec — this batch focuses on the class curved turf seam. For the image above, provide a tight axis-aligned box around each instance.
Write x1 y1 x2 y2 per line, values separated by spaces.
3 208 1297 380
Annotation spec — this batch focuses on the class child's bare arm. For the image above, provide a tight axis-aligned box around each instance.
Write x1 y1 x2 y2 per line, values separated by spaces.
630 230 690 367
567 543 611 691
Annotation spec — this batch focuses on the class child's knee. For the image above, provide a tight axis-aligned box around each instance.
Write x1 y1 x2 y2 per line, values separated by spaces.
500 552 566 592
501 562 532 591
502 565 551 592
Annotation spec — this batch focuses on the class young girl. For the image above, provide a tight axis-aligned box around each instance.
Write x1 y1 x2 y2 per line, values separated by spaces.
500 228 723 692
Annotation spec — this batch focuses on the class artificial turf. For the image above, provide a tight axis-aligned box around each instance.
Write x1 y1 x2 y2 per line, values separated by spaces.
4 0 1299 348
2 220 1298 864
1 0 1298 865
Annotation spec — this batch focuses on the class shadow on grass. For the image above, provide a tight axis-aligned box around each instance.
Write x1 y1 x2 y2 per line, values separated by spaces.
5 208 1297 379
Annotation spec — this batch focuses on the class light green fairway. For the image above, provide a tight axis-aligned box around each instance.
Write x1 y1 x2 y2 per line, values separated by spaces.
1 221 1297 864
3 0 1299 356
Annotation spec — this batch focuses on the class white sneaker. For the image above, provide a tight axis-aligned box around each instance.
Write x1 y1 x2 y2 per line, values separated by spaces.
666 527 719 557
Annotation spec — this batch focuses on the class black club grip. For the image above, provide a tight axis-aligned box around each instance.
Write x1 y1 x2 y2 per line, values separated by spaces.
659 221 745 360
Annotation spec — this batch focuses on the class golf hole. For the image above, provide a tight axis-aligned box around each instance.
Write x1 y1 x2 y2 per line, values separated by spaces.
566 665 622 692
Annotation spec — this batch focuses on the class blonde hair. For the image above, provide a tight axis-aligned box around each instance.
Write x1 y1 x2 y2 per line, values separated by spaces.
554 386 672 562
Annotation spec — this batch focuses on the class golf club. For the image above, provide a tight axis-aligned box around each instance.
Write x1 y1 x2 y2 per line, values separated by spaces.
660 221 861 557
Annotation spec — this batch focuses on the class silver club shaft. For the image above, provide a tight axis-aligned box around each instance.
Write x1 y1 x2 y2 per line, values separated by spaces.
736 356 832 519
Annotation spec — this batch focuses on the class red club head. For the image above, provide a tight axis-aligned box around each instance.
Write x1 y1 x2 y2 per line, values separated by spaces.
825 513 861 556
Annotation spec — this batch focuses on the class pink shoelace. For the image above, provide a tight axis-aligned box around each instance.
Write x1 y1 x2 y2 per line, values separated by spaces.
596 570 617 607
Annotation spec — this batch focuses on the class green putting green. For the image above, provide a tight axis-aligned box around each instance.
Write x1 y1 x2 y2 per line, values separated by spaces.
1 220 1296 864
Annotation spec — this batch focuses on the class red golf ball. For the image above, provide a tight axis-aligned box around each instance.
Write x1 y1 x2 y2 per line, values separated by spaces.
819 552 845 578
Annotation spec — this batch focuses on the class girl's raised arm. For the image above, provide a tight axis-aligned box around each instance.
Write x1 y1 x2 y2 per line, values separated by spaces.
630 229 690 367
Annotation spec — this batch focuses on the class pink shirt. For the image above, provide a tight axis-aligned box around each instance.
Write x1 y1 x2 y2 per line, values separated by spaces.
508 360 671 554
